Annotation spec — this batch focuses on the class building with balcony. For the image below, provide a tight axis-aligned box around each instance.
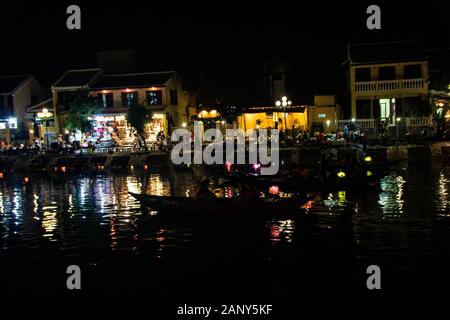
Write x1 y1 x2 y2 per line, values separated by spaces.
51 69 196 145
0 75 47 143
345 40 431 134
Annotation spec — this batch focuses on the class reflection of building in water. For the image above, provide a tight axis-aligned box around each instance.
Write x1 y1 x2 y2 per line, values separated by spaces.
338 191 346 207
269 219 295 243
42 204 58 240
378 175 405 216
438 171 449 216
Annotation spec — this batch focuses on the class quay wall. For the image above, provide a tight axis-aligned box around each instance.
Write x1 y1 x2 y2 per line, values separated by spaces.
0 151 169 173
0 142 449 173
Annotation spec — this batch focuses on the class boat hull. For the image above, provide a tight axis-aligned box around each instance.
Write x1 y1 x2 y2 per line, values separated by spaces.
128 192 310 215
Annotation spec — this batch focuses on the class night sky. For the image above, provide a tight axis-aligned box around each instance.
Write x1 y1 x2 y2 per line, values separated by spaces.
0 1 449 90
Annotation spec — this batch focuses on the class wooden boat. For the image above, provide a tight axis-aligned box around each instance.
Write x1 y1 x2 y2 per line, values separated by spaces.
128 192 315 215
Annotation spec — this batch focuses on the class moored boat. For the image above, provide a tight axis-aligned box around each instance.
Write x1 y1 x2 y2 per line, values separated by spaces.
128 192 315 215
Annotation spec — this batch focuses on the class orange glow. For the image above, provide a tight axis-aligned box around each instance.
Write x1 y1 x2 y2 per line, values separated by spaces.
130 165 134 171
269 185 280 195
24 177 30 183
0 172 3 179
61 166 67 173
144 164 149 170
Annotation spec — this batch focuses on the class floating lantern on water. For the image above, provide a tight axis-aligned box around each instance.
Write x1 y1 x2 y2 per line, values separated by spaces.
269 185 280 195
225 162 232 172
144 164 149 171
60 166 67 173
337 171 346 178
23 177 30 184
0 172 3 179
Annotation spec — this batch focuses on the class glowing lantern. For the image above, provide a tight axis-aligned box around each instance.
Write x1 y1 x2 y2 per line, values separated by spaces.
337 171 346 178
269 185 280 195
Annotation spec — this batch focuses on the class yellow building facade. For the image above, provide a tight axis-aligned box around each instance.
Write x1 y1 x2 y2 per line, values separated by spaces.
237 106 308 132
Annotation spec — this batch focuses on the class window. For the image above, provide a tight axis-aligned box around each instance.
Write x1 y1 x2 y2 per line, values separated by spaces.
355 68 371 82
97 93 114 108
404 64 422 79
146 90 162 105
121 91 138 107
170 90 178 105
378 66 396 80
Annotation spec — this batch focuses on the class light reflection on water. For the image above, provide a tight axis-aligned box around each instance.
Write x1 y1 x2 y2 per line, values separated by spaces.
0 166 449 285
378 175 406 217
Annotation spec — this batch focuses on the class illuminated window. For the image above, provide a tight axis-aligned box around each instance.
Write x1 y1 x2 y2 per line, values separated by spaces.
121 91 138 107
146 90 162 105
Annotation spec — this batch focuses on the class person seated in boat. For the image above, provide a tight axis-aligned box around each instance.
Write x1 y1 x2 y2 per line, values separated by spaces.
195 179 216 201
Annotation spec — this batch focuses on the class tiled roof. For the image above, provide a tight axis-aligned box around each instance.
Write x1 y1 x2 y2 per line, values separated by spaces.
0 75 31 94
52 69 102 90
348 40 426 65
91 71 174 90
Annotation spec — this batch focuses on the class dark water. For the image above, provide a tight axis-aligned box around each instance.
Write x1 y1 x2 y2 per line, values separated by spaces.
1 163 450 300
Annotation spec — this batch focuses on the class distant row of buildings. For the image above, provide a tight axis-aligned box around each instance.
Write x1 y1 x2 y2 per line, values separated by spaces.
0 39 448 145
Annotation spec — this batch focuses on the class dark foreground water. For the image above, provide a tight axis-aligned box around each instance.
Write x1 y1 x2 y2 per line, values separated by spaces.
1 162 450 300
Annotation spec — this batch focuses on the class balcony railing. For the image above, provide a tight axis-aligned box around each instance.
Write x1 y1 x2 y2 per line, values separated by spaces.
337 116 432 129
406 116 432 127
355 78 425 93
337 119 376 128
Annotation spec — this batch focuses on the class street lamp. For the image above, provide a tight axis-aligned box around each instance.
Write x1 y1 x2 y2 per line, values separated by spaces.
275 96 292 132
396 117 401 142
37 108 53 148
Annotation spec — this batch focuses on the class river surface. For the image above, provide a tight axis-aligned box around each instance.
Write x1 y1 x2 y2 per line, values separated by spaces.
1 162 450 300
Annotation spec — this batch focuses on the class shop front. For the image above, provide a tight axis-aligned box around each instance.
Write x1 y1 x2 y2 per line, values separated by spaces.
145 112 167 143
237 106 308 132
90 114 133 147
89 111 168 148
0 117 18 144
